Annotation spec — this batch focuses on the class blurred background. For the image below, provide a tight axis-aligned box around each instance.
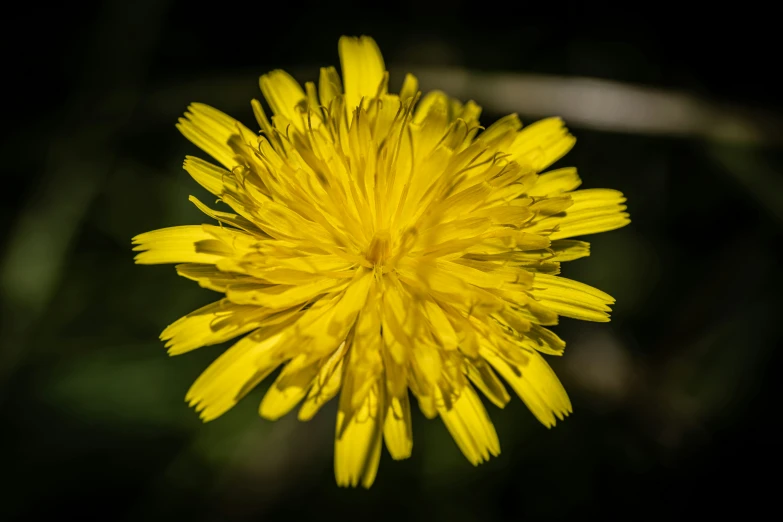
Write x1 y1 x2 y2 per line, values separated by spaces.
2 2 782 520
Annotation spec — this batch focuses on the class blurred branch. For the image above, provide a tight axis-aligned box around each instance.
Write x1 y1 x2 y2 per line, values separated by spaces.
143 66 782 146
410 68 781 146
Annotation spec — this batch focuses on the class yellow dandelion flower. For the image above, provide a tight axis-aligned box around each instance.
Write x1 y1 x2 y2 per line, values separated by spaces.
134 36 630 487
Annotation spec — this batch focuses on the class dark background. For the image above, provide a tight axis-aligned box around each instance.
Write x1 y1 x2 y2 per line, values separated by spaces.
2 2 781 520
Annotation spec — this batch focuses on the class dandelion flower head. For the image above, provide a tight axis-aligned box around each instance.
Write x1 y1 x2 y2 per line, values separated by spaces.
133 36 630 487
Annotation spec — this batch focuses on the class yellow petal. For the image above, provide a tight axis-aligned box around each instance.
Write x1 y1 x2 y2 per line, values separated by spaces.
182 156 235 196
532 189 630 240
527 167 582 196
399 73 418 101
523 325 566 356
380 279 414 364
339 35 385 110
188 196 259 233
479 113 522 147
132 225 234 265
176 103 252 169
458 100 482 127
383 393 413 460
161 299 273 355
259 353 320 420
334 382 383 488
175 263 253 292
550 240 591 261
423 300 458 350
328 269 374 333
259 70 307 131
413 90 451 125
225 278 349 308
530 273 615 322
411 341 444 387
280 269 373 358
438 259 512 290
186 329 289 422
483 348 571 427
341 284 384 413
508 117 576 172
299 341 348 421
569 188 626 209
549 212 631 239
464 359 511 409
438 384 500 465
318 66 343 108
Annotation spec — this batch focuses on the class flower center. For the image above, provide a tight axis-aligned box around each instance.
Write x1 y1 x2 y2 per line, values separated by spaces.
365 230 392 265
